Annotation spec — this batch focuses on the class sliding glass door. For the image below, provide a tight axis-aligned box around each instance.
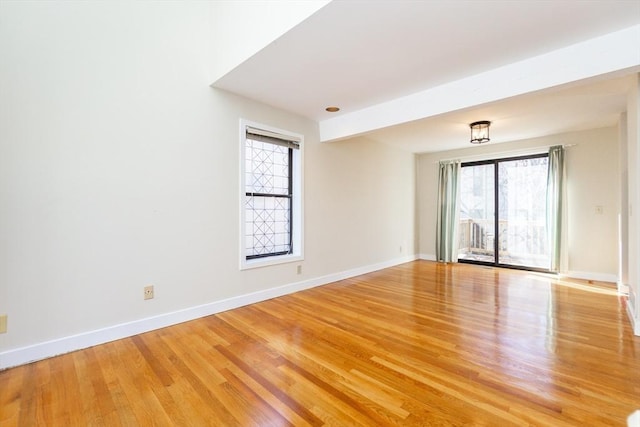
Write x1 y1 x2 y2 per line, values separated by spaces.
458 154 550 271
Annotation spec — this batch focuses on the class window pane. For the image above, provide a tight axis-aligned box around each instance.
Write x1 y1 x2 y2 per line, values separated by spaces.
498 157 549 268
458 164 495 263
245 139 289 195
245 195 291 257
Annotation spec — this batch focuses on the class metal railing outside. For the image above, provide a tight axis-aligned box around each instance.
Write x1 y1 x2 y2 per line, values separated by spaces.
458 219 548 264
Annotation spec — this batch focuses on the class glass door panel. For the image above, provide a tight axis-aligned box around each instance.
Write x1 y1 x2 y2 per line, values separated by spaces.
497 157 550 268
458 163 495 263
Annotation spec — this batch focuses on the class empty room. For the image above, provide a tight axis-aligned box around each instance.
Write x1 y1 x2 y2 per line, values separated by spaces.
1 1 639 425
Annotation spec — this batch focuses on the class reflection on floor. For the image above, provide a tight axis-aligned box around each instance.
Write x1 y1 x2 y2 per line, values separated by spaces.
458 252 550 269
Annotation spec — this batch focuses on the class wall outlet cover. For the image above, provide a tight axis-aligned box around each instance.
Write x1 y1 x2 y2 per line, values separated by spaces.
0 314 7 334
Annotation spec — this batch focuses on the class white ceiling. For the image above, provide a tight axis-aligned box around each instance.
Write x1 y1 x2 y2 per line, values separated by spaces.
213 0 640 153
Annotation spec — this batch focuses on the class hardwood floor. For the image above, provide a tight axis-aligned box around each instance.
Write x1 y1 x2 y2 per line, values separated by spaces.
1 261 639 426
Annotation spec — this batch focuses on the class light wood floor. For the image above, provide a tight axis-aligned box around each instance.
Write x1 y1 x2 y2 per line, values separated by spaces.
1 261 639 426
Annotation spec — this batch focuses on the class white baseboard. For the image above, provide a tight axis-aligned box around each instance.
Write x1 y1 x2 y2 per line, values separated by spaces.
0 255 417 370
419 253 437 261
617 282 630 295
563 271 618 284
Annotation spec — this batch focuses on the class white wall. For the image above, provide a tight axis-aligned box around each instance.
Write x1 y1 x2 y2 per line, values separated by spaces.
627 74 640 334
565 128 620 279
0 2 415 366
417 127 620 281
619 113 629 294
305 136 416 274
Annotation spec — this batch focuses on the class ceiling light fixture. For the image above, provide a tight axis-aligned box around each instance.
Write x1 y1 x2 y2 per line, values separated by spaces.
470 120 491 144
325 106 340 113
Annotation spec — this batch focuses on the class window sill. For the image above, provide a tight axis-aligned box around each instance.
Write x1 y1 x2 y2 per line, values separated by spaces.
240 253 303 270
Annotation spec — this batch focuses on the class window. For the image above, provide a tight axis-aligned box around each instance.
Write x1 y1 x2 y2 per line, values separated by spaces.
240 120 303 269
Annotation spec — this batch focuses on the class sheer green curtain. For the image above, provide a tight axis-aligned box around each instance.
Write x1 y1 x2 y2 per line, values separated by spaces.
436 160 461 263
547 145 565 272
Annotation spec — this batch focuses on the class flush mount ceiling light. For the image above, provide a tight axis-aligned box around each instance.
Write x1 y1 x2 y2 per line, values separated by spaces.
325 106 340 113
470 120 491 144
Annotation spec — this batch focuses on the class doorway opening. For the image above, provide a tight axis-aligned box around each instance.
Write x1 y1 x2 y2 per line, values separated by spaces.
458 154 550 271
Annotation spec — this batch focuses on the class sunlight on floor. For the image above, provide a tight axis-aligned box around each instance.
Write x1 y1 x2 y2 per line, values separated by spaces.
525 272 619 296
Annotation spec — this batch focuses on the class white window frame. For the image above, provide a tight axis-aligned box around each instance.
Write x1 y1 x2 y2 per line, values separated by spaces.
239 119 304 270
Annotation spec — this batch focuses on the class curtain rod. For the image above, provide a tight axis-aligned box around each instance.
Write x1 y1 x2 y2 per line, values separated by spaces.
432 143 576 164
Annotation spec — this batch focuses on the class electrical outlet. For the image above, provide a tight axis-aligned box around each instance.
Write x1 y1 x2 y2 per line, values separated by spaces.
144 285 154 300
296 265 302 275
0 314 7 334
